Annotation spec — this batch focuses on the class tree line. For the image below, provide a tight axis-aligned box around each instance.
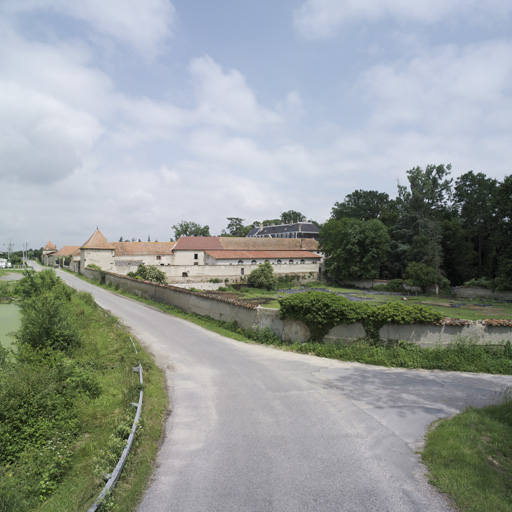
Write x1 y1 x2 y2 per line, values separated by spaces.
320 164 512 291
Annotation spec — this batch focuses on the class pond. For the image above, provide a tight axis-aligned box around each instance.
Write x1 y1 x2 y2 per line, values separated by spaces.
0 303 21 349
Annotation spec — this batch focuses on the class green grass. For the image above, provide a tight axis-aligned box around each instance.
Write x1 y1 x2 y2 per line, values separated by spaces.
423 396 512 512
0 287 167 512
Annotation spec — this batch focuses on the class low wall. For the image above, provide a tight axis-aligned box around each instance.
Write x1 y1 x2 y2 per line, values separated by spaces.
105 273 259 330
453 287 512 301
82 270 512 347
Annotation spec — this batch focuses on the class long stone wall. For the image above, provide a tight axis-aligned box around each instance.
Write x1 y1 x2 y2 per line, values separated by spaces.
453 287 512 301
83 269 512 346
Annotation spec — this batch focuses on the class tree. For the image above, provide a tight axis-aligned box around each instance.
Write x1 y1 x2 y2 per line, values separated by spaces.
221 217 252 237
280 210 305 224
454 171 498 278
172 221 210 239
403 262 447 294
331 190 391 222
247 262 277 291
390 164 453 278
320 218 390 281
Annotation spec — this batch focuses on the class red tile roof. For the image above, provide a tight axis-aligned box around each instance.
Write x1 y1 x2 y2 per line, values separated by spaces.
219 237 318 251
55 246 80 257
81 229 115 250
113 242 176 256
173 237 223 251
205 250 321 260
173 237 319 252
43 241 57 251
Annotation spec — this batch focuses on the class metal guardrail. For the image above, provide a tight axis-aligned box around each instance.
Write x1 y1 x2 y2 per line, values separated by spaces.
87 319 143 512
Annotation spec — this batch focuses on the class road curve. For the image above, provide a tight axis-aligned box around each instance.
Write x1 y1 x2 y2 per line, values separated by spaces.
52 267 512 512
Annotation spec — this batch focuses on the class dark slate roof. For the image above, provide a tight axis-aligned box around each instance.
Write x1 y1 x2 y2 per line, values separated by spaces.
248 222 319 237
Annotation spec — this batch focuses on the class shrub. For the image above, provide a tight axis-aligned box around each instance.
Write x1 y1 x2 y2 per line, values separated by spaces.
131 264 167 284
279 291 442 341
15 269 71 301
279 291 360 340
248 261 277 291
16 291 81 352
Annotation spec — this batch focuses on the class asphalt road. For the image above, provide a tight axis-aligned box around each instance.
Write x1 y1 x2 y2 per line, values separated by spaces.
50 266 512 512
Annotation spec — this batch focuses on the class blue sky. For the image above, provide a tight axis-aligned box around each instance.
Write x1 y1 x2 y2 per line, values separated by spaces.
1 0 511 250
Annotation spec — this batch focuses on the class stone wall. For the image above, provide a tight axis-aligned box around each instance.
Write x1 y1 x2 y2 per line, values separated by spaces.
83 269 512 346
453 287 512 301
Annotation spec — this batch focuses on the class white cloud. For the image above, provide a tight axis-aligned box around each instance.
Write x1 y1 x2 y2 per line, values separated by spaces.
188 55 282 132
293 0 511 39
1 0 176 56
0 82 102 183
361 40 512 135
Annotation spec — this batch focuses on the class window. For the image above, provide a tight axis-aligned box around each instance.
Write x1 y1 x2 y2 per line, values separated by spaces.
300 259 305 264
238 260 244 264
194 253 198 260
182 272 188 277
251 260 257 265
289 259 294 264
277 260 282 264
156 255 162 260
241 268 245 276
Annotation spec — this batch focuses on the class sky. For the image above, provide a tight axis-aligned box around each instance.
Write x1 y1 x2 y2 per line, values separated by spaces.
1 0 511 251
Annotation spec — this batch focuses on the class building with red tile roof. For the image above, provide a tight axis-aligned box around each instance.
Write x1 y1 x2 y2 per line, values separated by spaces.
58 229 323 284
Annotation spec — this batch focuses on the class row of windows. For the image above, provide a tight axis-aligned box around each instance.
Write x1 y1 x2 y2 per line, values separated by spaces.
237 259 306 265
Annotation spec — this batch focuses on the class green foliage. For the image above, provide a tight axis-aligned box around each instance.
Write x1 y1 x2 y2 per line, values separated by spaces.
372 279 405 292
86 264 102 270
280 210 306 224
221 217 252 237
172 220 210 239
279 292 360 340
130 264 167 284
247 261 277 291
331 190 391 222
279 291 442 341
404 261 449 293
320 218 390 281
16 292 81 352
14 269 71 301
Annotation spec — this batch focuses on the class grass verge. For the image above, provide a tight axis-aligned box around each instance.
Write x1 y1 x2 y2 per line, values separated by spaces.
422 396 512 512
0 282 167 512
75 274 512 375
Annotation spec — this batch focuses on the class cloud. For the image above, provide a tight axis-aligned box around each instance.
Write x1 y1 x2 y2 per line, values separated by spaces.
0 82 102 183
361 40 512 135
0 0 176 56
188 55 282 132
293 0 511 39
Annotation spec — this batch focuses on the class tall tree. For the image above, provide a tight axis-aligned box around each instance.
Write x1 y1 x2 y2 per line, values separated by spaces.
493 175 512 289
172 221 210 239
453 171 498 278
280 210 306 224
331 190 391 222
221 217 252 237
394 164 453 275
320 218 390 281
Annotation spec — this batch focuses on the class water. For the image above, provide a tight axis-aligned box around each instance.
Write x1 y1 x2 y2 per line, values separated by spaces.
0 303 21 349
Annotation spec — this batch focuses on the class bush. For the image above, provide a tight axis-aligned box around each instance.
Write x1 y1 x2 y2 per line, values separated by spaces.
247 261 277 291
131 264 167 284
15 269 71 301
279 291 360 340
279 291 443 341
373 279 405 293
16 291 81 352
